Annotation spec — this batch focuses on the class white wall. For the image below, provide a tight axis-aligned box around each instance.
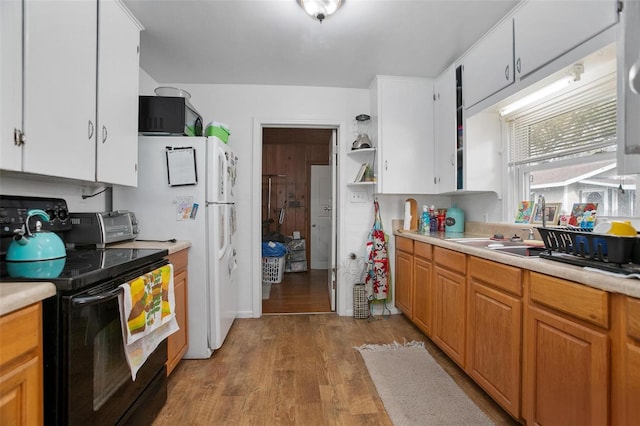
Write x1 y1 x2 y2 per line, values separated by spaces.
155 81 370 317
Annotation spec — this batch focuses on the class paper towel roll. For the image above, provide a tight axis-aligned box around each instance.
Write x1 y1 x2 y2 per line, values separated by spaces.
403 201 411 230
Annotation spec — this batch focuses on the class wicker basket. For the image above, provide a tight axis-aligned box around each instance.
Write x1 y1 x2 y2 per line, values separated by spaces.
262 256 285 283
353 283 369 319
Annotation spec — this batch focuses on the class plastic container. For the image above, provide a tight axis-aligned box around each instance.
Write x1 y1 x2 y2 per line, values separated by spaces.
205 122 231 143
445 206 465 233
154 86 191 98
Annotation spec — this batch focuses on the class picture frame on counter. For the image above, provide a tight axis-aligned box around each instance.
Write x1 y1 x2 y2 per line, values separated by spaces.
514 200 534 224
531 202 561 225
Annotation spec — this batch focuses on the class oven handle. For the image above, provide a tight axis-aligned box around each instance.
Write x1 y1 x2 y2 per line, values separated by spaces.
72 287 123 306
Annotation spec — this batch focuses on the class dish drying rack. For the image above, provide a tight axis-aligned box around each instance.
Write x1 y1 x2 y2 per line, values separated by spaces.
536 227 638 265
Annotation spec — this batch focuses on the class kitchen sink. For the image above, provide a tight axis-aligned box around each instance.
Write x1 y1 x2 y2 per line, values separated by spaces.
447 238 544 257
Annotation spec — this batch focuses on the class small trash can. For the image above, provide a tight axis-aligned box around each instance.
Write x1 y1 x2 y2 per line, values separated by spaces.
353 283 369 319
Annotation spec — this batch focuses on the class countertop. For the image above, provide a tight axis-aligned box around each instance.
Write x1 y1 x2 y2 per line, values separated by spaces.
110 239 192 254
0 240 191 317
395 229 640 299
0 282 56 317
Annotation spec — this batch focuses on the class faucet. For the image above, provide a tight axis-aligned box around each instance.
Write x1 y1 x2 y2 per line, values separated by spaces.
538 194 546 228
522 228 535 240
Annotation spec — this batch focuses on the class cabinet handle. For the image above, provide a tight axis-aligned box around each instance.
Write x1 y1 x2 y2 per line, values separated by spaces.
505 65 510 80
516 57 521 74
88 120 94 139
384 160 388 171
102 125 108 143
450 154 455 166
13 128 25 146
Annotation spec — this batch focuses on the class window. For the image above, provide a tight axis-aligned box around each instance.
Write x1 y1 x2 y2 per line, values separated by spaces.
506 72 636 223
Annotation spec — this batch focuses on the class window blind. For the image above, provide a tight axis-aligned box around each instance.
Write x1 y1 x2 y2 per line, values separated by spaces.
507 75 617 166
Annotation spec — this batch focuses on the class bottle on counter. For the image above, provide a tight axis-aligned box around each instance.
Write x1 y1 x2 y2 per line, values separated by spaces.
437 209 447 232
429 205 438 233
420 206 430 234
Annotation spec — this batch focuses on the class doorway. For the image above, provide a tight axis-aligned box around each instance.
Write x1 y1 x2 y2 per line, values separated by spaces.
260 127 336 314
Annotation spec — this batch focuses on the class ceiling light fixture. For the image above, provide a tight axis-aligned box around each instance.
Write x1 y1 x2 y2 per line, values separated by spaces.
297 0 343 23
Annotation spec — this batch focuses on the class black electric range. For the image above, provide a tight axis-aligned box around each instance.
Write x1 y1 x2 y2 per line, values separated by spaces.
0 247 168 291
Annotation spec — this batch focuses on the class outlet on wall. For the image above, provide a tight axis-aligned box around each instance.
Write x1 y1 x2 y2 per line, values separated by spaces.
349 191 368 203
482 212 489 222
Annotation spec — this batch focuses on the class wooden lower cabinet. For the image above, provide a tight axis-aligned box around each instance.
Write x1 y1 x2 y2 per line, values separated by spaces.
432 247 466 367
524 272 609 426
412 241 433 336
391 237 640 424
394 237 414 318
612 295 640 425
466 257 522 419
167 248 189 376
0 303 43 426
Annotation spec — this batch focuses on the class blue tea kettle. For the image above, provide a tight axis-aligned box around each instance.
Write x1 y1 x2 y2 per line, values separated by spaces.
6 209 66 262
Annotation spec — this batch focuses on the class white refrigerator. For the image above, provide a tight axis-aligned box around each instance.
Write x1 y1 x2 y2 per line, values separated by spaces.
113 135 238 358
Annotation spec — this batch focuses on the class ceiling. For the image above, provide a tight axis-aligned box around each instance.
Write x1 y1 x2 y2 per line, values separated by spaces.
123 0 521 89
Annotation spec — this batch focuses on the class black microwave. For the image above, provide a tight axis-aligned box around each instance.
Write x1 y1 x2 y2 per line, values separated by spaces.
138 96 203 136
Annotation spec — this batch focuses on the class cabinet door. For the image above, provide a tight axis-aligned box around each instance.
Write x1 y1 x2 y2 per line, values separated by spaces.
514 0 618 80
433 264 466 367
167 268 188 375
0 303 43 426
23 0 97 181
373 76 434 194
524 305 608 426
0 0 23 171
96 0 140 186
394 249 413 318
433 64 457 193
618 0 640 173
413 255 432 336
613 296 640 424
467 279 521 418
462 18 514 109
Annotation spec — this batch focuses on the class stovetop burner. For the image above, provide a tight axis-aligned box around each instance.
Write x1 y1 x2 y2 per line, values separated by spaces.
0 247 168 291
539 251 640 275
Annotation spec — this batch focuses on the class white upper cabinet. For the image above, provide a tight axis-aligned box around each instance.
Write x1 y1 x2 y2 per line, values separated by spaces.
23 0 97 181
433 65 457 194
3 0 141 185
514 0 619 81
461 18 514 110
0 0 23 172
96 0 141 186
618 0 640 173
370 76 434 194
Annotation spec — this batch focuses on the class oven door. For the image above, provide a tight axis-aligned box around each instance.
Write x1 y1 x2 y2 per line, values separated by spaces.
59 264 168 425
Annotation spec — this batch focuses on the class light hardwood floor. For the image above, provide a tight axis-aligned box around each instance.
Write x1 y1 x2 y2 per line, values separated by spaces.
262 269 331 314
153 314 519 425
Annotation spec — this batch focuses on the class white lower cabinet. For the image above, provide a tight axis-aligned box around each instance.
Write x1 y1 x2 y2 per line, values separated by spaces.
2 0 141 186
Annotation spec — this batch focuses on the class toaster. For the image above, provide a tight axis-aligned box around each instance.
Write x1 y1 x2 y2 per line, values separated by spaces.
66 211 138 248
